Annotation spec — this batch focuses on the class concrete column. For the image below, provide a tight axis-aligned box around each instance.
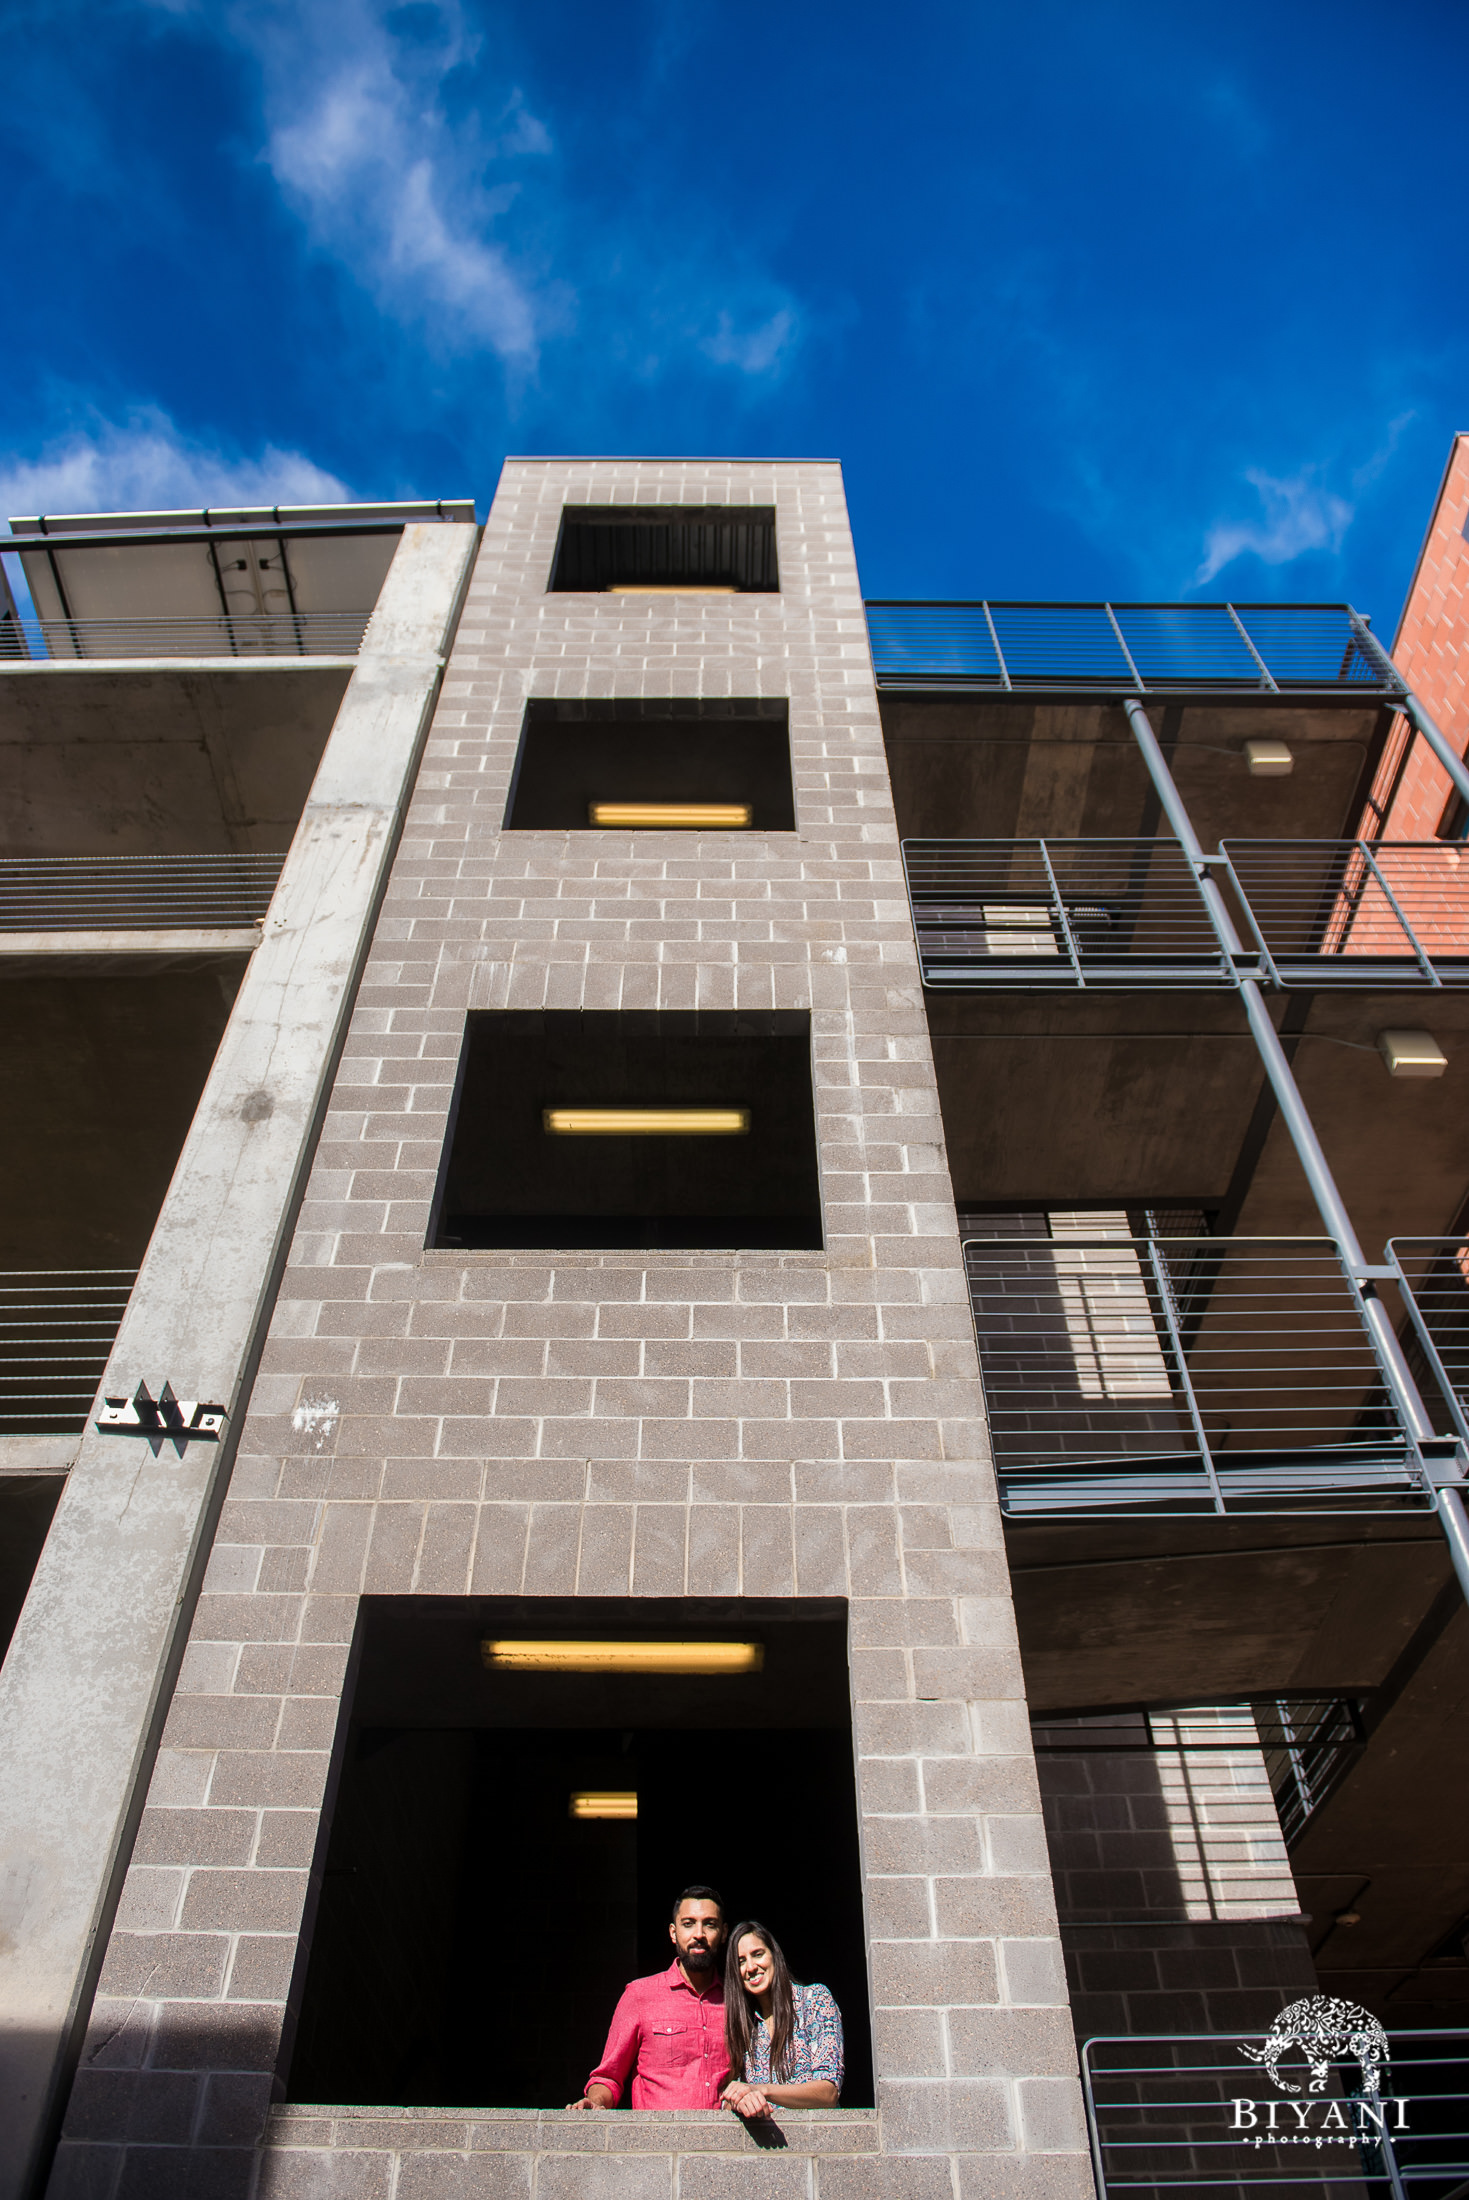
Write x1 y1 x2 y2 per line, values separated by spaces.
0 521 477 2200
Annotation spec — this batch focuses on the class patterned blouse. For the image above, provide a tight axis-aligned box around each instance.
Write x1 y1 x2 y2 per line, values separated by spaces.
743 1983 844 2093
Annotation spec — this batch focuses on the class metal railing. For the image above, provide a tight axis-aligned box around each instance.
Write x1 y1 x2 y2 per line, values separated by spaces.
1083 2031 1469 2200
903 839 1236 986
0 854 284 932
1389 1240 1469 1450
1032 1699 1365 1848
963 1231 1429 1516
0 612 370 660
0 1270 136 1433
902 838 1469 990
865 600 1401 695
1226 842 1469 987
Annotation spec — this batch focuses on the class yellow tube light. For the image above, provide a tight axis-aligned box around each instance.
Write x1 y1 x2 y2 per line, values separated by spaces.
570 1791 638 1820
541 1107 749 1136
589 802 752 830
482 1640 765 1675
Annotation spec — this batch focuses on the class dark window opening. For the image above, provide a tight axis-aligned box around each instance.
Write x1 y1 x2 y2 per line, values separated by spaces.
284 1597 872 2112
428 1010 823 1251
1438 787 1469 841
503 700 795 833
0 1476 63 1663
549 507 778 594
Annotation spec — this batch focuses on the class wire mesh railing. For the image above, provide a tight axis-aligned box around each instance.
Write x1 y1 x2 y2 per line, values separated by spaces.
0 853 285 931
1224 842 1469 988
0 612 370 660
963 1232 1427 1516
0 1270 136 1433
902 839 1236 986
865 601 1400 694
1083 2031 1469 2200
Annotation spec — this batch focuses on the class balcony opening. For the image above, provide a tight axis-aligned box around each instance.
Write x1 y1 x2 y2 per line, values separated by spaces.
284 1597 872 2112
503 700 795 833
0 1474 65 1661
0 968 241 1439
427 1010 823 1251
548 507 778 594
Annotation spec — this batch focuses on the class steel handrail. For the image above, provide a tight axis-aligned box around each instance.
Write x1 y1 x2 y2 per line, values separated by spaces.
0 612 369 661
0 853 285 932
865 600 1402 694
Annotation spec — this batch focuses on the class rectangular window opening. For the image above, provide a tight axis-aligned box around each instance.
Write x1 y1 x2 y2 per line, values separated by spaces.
504 700 795 834
283 1597 872 2112
549 506 778 594
427 1010 823 1251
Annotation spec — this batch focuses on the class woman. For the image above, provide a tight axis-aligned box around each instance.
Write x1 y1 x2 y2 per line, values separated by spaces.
720 1919 843 2120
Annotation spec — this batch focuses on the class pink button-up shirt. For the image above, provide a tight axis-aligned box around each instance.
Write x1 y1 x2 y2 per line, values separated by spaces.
585 1960 729 2108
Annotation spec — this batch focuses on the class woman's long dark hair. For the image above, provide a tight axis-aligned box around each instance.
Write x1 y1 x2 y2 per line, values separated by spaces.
724 1920 798 2083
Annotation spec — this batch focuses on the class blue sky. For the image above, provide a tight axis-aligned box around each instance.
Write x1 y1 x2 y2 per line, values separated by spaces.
2 0 1465 625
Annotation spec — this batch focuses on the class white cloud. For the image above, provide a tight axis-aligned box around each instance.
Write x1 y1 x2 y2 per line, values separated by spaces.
1194 467 1353 587
246 0 547 359
0 409 350 522
700 308 797 378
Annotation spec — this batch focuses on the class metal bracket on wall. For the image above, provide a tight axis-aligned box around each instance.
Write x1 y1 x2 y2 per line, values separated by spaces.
95 1381 228 1456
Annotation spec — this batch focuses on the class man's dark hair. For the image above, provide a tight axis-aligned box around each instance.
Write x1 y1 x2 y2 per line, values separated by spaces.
671 1884 725 1921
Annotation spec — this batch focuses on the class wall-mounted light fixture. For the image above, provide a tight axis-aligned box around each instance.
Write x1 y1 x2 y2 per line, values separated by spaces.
482 1640 765 1675
589 803 752 830
542 1107 750 1136
1244 738 1294 776
569 1791 638 1820
1377 1029 1448 1079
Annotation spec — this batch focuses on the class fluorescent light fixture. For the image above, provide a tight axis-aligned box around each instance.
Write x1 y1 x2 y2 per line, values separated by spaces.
541 1107 749 1136
570 1791 638 1820
1244 738 1294 776
482 1640 765 1675
1377 1029 1448 1079
589 802 752 829
607 583 738 595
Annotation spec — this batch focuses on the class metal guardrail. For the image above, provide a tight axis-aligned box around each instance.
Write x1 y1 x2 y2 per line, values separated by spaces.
0 1270 136 1434
1083 2031 1469 2200
1226 842 1469 988
1389 1241 1469 1451
0 612 369 660
902 839 1469 990
963 1232 1429 1516
903 839 1235 987
865 600 1401 695
1032 1699 1365 1848
0 854 284 931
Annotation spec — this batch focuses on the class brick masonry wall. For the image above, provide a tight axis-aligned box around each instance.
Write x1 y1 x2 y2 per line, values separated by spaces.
50 460 1092 2200
1380 435 1469 839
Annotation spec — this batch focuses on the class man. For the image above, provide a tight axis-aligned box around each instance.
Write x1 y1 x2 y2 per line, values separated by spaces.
567 1885 729 2110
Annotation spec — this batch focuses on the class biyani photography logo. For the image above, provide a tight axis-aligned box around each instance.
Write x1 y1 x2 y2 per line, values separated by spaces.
1231 1995 1409 2149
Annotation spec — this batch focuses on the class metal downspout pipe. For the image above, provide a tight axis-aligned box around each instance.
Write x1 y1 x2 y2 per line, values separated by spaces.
1122 696 1469 1602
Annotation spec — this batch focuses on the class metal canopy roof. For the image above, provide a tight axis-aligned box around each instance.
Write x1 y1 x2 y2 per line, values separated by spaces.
2 500 476 628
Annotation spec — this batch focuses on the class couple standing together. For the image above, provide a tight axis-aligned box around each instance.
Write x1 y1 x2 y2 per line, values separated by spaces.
567 1886 844 2121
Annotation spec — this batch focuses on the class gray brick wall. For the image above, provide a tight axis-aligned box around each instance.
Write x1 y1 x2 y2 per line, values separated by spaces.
52 460 1091 2200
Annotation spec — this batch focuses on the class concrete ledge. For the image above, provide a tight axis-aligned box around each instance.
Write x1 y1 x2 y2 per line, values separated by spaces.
264 2108 881 2157
0 657 359 678
0 927 260 978
0 1436 78 1477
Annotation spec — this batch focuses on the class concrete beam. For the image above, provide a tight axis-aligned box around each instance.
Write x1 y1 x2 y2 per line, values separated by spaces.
0 658 358 679
0 522 477 2200
0 930 261 981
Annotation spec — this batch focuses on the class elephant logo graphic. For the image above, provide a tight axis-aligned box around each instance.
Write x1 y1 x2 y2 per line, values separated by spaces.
1240 1995 1391 2098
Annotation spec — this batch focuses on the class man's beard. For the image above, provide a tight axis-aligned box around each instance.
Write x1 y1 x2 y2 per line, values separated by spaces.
683 1945 717 1972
